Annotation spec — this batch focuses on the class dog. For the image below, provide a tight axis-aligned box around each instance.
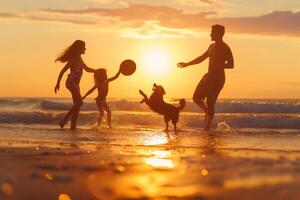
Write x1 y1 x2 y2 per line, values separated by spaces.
139 83 185 132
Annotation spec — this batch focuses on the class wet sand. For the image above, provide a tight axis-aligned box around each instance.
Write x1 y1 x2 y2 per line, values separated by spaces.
1 127 300 200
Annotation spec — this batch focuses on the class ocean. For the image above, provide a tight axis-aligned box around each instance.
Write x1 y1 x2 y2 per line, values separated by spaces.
1 98 300 200
1 97 300 149
0 98 300 129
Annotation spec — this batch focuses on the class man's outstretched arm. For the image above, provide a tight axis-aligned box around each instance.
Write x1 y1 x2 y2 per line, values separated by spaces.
177 50 209 68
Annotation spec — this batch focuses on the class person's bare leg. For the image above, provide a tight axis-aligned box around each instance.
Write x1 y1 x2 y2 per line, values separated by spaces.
193 97 209 124
199 100 209 124
60 85 82 129
69 86 83 130
98 111 104 127
59 105 76 128
96 100 104 127
204 111 214 131
103 102 112 128
193 76 209 127
70 105 81 130
204 78 224 131
204 93 218 131
107 110 111 128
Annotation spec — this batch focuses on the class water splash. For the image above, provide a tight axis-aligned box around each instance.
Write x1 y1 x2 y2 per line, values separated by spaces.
216 121 232 132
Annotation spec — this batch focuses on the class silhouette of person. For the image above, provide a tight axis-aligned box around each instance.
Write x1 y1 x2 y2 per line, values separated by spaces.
178 24 234 131
54 40 95 130
82 68 121 128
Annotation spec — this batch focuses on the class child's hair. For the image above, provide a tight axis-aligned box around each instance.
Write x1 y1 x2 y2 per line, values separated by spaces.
94 68 107 83
55 40 85 63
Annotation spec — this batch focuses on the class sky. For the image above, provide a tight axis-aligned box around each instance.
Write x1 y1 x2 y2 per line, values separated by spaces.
0 0 299 98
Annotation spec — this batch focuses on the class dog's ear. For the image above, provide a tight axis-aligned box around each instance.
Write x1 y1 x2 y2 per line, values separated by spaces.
158 85 166 95
152 83 157 91
162 87 166 95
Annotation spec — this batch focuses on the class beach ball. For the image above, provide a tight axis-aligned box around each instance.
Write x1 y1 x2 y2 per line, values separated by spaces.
120 59 136 76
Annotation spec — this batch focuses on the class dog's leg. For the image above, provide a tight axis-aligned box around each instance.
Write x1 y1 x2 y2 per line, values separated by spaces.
173 122 177 132
165 122 169 132
140 99 145 104
172 120 178 135
139 90 149 104
164 116 169 132
172 114 179 134
139 90 148 99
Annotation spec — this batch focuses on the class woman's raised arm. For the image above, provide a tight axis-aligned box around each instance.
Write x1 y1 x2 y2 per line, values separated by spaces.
55 62 70 93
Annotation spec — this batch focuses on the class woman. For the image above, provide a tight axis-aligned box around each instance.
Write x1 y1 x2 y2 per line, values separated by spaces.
54 40 95 130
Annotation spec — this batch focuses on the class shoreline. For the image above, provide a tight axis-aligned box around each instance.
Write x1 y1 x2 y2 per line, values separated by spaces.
1 127 300 199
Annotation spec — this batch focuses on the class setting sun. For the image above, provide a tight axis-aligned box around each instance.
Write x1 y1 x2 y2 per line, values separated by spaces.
142 49 171 76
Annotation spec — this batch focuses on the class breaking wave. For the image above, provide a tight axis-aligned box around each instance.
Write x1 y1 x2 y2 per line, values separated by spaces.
1 98 300 113
1 111 300 129
1 98 300 129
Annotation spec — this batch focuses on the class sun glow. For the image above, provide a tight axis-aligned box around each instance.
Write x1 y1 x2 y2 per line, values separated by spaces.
142 134 169 146
142 49 171 76
145 158 175 169
144 150 174 169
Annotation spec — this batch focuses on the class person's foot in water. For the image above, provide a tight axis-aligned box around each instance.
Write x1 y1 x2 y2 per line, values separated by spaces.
203 114 213 131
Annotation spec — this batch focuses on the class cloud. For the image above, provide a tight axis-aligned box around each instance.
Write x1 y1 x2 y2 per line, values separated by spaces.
42 4 216 32
178 0 216 5
1 4 300 38
0 13 18 18
43 4 300 37
27 16 97 25
220 11 300 37
119 21 201 38
0 11 97 25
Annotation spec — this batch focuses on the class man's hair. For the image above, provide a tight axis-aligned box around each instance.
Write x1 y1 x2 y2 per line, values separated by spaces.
212 24 225 36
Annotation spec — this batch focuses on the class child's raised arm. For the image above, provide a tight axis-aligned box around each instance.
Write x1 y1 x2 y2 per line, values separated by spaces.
108 69 121 82
83 85 97 99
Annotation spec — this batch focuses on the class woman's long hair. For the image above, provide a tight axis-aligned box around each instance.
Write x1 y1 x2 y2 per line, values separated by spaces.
55 40 85 63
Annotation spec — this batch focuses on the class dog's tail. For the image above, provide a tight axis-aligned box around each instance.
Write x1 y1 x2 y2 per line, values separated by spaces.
177 99 186 110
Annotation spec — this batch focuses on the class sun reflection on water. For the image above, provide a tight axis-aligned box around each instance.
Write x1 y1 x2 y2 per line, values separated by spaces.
142 134 169 146
224 174 293 189
146 157 175 169
151 150 171 158
144 150 174 169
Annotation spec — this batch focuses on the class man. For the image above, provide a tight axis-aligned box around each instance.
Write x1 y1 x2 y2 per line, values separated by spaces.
177 24 234 131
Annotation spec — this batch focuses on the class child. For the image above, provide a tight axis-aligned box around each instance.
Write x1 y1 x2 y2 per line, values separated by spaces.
83 68 120 128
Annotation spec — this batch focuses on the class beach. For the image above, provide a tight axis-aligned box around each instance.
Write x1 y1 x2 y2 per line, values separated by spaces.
1 98 300 199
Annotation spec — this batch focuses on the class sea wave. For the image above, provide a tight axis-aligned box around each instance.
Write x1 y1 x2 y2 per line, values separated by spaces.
40 100 147 111
41 99 300 113
1 98 300 113
1 98 300 129
1 111 300 129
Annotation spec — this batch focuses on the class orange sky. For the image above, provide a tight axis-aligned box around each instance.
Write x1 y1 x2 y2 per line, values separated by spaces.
0 1 299 98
